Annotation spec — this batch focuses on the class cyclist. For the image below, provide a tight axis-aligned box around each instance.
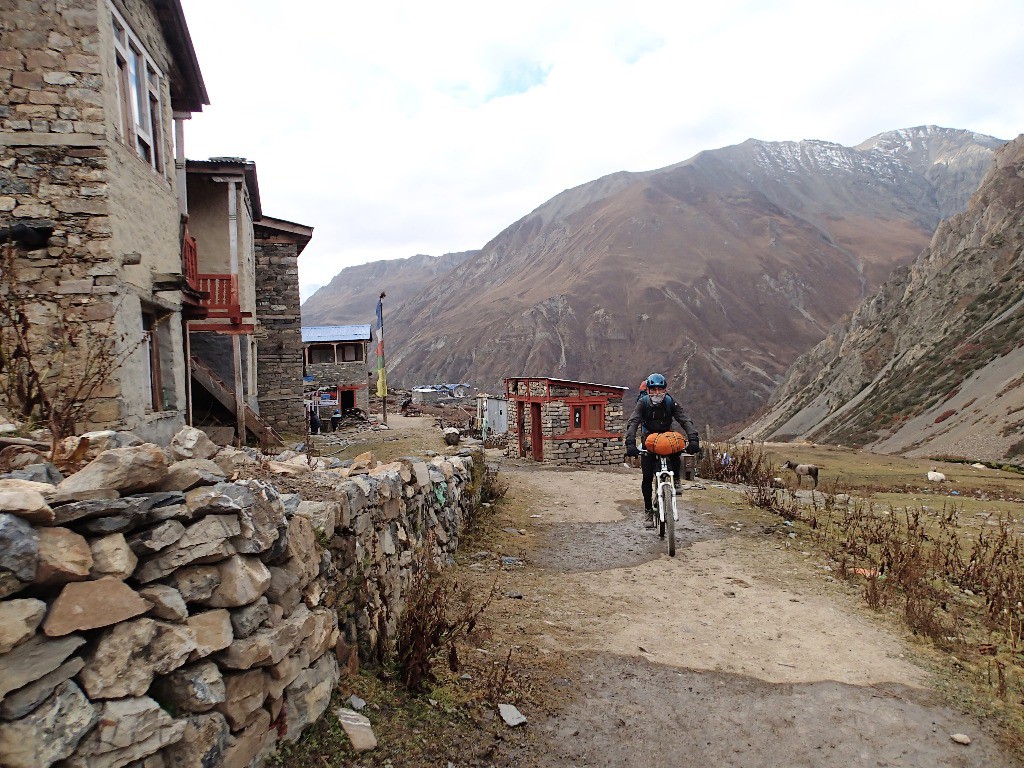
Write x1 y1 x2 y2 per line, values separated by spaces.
624 373 700 528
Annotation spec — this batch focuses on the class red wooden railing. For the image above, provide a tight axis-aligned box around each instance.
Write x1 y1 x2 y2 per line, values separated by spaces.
196 274 238 309
182 231 199 292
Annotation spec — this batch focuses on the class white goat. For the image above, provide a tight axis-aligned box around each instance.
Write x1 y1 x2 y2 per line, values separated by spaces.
927 467 946 482
782 460 819 488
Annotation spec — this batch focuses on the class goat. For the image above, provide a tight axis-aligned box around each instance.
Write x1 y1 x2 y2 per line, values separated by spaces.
781 460 819 488
927 467 946 482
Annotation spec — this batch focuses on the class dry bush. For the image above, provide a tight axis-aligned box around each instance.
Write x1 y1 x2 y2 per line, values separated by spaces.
699 441 776 486
394 550 497 692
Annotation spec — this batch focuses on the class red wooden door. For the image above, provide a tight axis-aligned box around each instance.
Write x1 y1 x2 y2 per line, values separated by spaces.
531 403 543 461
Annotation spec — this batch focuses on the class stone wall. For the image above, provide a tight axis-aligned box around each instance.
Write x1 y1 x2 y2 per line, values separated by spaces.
1 0 190 442
505 399 625 464
306 361 370 412
0 427 482 767
254 238 303 434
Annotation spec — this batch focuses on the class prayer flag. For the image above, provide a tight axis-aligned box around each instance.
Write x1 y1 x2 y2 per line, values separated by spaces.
375 296 387 398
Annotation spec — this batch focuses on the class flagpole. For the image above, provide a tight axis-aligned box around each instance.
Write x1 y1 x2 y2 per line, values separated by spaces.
376 291 388 426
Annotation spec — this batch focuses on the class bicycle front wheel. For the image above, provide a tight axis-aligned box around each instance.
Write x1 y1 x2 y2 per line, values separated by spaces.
660 484 674 553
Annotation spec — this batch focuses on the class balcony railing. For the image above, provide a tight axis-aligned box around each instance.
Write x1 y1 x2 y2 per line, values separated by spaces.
182 232 199 292
196 273 239 310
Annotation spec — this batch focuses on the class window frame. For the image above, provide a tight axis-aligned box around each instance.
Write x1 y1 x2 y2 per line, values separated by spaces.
567 399 606 435
110 4 166 175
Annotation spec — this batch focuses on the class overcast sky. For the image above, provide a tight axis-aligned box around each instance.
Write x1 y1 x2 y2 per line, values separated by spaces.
178 0 1024 301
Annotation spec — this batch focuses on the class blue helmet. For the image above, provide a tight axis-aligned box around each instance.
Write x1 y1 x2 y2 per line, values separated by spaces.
645 373 667 388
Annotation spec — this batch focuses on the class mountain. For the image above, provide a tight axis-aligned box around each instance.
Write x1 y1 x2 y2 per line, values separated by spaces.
739 134 1024 463
309 126 1005 428
301 251 476 326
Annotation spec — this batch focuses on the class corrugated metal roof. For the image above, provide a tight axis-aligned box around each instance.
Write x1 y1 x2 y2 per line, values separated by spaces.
504 376 627 391
301 325 372 343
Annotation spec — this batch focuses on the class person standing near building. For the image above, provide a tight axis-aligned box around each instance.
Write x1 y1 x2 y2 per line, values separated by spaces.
624 373 700 527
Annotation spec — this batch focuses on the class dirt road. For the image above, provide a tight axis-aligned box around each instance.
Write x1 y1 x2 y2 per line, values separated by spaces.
463 461 1022 767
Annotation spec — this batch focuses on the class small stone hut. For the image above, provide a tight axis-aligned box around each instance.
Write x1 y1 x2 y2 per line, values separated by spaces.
505 376 626 464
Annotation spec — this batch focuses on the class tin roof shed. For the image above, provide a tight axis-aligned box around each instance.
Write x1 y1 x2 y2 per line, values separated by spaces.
301 325 372 343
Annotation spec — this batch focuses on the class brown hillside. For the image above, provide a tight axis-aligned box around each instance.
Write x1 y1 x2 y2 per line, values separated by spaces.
310 127 1004 428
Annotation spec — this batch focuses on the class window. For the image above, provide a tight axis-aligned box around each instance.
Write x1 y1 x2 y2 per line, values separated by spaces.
569 401 604 433
141 310 164 410
111 6 164 173
308 345 334 364
341 344 358 362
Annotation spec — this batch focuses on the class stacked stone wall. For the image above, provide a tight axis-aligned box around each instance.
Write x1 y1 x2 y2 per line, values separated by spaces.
505 398 625 464
0 427 482 767
254 239 303 434
306 361 370 412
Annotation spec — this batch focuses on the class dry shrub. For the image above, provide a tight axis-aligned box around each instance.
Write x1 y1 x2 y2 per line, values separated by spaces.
699 441 776 486
394 551 497 692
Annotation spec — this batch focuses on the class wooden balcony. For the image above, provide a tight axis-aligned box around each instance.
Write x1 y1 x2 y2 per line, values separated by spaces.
183 231 199 291
190 273 253 332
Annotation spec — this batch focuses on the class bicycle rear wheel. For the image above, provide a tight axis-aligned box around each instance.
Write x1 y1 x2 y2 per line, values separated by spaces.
660 484 674 554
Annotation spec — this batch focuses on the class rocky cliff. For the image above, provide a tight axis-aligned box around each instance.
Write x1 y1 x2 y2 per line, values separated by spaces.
740 135 1024 463
349 126 1004 428
301 251 475 326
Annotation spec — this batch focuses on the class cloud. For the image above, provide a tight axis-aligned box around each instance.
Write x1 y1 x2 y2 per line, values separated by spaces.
178 0 1024 295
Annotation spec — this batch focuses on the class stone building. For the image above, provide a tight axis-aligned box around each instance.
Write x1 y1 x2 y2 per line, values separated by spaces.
1 0 209 444
302 325 372 415
184 159 310 444
253 216 312 434
505 376 626 464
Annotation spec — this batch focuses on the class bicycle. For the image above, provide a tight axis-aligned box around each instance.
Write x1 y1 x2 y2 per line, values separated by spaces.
639 448 678 557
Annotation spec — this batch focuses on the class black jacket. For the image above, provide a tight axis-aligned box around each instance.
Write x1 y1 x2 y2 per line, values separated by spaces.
625 394 696 448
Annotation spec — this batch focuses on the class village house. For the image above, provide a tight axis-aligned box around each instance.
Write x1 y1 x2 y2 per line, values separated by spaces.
504 376 626 464
1 0 207 443
1 1 309 445
302 324 372 416
184 158 310 444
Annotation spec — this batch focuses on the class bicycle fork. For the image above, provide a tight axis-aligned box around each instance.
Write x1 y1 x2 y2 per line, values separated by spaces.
655 465 678 523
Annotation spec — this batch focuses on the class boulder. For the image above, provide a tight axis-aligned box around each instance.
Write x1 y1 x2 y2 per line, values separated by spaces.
42 577 152 636
221 708 276 768
0 633 85 700
63 695 186 768
0 462 64 485
0 656 84 720
138 584 188 621
443 427 461 445
214 669 268 729
229 596 270 638
88 533 137 579
168 426 219 462
295 500 338 534
151 661 226 714
34 527 92 586
0 597 46 653
0 512 38 594
134 514 240 583
0 489 54 525
186 609 234 660
78 619 196 699
202 555 271 608
184 483 250 517
0 681 97 768
280 653 340 739
52 495 154 527
166 564 221 602
285 513 321 587
161 459 227 492
162 712 230 768
231 480 285 554
126 519 186 555
57 443 168 495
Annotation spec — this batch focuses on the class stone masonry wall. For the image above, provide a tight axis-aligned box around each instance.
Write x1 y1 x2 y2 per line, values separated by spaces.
306 361 370 412
254 238 303 434
0 427 482 767
505 399 625 465
1 0 190 441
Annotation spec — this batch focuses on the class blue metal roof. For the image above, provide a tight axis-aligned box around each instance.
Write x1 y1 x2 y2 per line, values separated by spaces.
301 324 372 343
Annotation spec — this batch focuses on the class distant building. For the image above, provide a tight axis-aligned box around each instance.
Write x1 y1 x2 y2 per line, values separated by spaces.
505 376 626 464
302 325 372 414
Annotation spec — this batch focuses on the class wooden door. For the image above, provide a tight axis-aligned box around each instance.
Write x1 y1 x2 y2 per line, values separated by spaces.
531 403 543 461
